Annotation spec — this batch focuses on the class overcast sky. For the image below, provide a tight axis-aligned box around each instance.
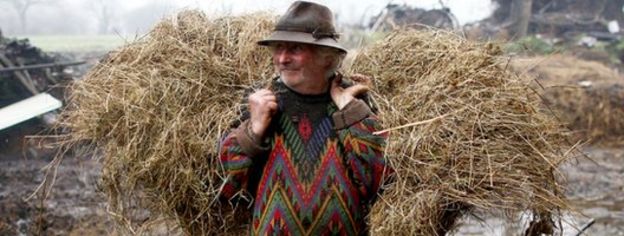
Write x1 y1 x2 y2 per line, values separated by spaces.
146 0 495 25
1 0 495 35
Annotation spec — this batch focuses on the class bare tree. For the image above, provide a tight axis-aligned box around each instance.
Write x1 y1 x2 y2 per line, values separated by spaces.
0 0 51 34
87 0 119 34
509 0 533 38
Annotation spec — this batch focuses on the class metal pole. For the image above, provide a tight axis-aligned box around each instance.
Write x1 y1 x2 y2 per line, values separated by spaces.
0 61 86 73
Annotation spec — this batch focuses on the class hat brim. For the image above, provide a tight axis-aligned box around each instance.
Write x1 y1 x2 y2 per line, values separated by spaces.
257 31 347 53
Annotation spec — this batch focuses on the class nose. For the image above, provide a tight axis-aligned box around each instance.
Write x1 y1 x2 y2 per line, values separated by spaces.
275 50 291 65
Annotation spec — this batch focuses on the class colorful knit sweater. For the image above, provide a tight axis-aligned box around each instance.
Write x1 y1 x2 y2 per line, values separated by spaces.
219 81 390 235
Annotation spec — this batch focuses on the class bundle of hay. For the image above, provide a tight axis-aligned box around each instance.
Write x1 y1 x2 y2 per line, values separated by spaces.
60 10 573 235
513 55 624 144
349 31 572 235
60 11 275 234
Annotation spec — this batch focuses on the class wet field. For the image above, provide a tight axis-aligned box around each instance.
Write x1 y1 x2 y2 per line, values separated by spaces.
1 141 623 235
456 146 624 236
0 147 110 235
561 146 624 235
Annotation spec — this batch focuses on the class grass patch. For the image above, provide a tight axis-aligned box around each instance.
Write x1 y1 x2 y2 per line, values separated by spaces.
505 35 559 55
13 35 129 52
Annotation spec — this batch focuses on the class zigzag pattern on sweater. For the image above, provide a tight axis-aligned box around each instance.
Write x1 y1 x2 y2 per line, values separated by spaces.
219 90 389 235
252 135 361 236
278 113 334 182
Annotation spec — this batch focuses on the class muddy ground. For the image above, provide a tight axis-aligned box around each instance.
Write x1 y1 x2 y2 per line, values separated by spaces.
456 145 624 236
1 131 622 236
0 124 112 235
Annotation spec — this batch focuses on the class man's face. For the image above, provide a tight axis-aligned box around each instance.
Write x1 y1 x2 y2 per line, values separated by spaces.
270 42 328 89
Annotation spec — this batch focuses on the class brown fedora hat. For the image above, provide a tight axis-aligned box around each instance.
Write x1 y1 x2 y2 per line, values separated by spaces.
258 1 347 53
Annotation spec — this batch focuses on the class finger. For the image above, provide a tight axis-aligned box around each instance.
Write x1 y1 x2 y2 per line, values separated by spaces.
263 95 277 103
350 74 363 81
249 92 266 101
267 101 278 112
261 91 276 98
351 74 371 86
344 84 369 97
254 89 272 96
362 79 372 87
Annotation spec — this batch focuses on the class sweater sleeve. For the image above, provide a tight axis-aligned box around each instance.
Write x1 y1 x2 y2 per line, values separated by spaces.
219 120 269 200
333 99 393 203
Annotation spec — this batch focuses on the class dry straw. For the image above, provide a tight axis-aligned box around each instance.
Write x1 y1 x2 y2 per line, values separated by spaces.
60 10 574 235
60 10 275 235
348 30 573 235
513 55 624 145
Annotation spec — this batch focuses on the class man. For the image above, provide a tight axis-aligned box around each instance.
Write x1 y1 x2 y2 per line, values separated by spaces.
219 1 391 235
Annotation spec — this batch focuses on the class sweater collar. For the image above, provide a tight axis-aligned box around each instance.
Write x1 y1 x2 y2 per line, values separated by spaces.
276 77 332 104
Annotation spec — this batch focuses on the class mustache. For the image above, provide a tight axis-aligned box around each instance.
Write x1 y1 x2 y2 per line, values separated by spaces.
277 66 298 71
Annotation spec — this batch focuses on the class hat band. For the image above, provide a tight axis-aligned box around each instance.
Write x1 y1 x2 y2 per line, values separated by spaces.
312 28 340 40
274 26 339 40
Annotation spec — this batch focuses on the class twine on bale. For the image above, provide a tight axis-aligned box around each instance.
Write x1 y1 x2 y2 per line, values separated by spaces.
59 10 275 235
348 30 573 235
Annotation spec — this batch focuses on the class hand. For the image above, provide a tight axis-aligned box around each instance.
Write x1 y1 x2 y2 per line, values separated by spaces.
330 74 371 110
248 89 278 138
